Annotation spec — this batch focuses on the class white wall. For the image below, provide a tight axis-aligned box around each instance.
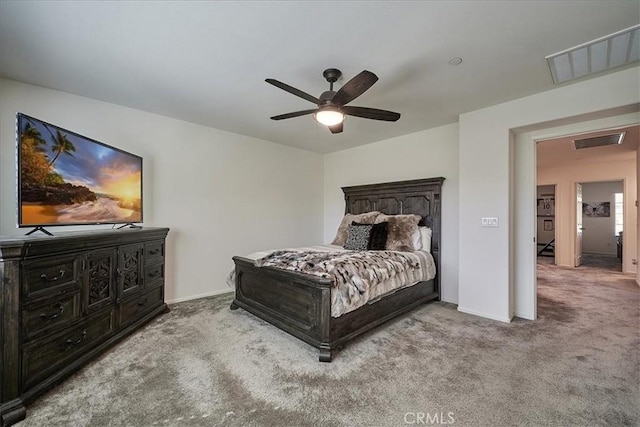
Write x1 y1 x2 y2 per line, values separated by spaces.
0 78 324 302
581 181 623 256
459 66 640 322
323 123 459 303
3 66 638 321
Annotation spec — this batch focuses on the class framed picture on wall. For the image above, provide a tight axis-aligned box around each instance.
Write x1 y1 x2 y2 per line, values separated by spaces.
537 198 554 216
543 219 554 231
583 202 610 217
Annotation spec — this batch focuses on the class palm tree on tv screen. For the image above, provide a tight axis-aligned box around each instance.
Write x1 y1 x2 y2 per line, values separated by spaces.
49 129 76 166
23 122 47 150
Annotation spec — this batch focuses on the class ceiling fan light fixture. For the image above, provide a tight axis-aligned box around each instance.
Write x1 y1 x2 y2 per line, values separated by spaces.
314 108 344 126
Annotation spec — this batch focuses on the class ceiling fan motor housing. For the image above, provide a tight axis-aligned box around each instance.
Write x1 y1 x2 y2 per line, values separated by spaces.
319 90 336 105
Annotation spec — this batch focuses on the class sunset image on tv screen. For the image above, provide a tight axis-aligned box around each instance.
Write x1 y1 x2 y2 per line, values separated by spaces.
18 114 142 226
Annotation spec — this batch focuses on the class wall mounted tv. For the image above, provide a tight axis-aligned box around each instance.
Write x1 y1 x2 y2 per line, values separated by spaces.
17 113 143 229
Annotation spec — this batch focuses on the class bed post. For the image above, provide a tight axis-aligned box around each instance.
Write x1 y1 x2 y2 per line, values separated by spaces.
318 286 332 362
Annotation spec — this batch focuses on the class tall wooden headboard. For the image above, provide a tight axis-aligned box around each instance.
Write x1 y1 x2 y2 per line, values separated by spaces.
341 177 444 291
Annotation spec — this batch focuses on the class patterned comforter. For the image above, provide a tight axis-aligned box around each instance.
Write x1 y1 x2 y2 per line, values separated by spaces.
227 245 436 317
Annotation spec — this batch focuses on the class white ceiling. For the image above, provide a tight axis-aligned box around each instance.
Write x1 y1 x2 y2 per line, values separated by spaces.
1 1 638 154
537 125 639 169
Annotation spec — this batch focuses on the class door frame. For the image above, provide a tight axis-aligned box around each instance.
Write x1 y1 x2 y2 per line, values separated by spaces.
575 182 583 267
512 110 639 321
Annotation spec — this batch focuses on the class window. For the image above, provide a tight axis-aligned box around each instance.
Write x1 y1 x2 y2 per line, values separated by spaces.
614 193 623 236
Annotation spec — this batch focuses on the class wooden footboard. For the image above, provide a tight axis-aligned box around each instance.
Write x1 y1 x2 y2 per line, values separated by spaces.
231 256 334 358
230 256 438 362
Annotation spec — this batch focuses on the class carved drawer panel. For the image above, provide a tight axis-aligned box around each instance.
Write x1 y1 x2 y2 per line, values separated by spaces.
118 244 143 298
144 240 164 265
85 249 116 313
23 256 80 300
22 310 115 389
144 263 164 289
118 286 163 328
22 292 80 341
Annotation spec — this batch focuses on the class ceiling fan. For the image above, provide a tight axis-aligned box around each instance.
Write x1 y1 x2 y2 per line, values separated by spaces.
266 68 401 134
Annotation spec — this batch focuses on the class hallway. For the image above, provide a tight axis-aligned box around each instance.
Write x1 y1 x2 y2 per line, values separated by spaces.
535 256 639 423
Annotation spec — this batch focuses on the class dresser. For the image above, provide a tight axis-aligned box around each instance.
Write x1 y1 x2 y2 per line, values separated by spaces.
0 227 170 426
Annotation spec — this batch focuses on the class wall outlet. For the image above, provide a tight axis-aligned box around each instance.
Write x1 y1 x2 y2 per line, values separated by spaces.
633 259 637 265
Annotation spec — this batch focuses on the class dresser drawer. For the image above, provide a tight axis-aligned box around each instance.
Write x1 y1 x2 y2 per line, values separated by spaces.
144 240 164 265
23 256 80 300
22 310 115 389
118 286 163 328
22 293 80 341
144 263 164 289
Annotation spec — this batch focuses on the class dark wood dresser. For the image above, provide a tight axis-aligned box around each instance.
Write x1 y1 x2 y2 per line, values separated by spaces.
0 227 170 426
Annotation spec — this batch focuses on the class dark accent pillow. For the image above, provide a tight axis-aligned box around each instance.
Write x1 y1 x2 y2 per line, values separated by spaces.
344 224 373 251
352 221 388 250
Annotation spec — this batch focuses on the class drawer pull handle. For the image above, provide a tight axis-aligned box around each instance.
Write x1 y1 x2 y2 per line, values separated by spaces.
149 249 160 256
137 297 148 306
66 330 87 346
40 302 65 320
148 271 160 278
40 269 65 282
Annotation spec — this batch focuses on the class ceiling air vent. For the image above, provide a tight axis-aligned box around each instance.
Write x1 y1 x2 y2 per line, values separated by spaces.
546 25 639 84
573 132 625 150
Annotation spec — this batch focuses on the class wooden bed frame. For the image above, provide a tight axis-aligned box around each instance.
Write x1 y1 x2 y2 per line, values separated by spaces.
230 177 444 362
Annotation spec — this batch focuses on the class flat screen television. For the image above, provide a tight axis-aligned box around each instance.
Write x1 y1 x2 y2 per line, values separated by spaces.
17 113 143 229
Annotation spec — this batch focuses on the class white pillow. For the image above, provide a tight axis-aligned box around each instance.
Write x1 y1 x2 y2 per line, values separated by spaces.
419 226 432 253
411 227 422 251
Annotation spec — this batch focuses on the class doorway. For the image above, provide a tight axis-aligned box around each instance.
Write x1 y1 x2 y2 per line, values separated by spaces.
536 185 556 264
512 111 639 321
578 180 624 272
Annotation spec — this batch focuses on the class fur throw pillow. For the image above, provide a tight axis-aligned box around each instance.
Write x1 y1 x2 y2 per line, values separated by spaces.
331 211 380 246
375 214 421 252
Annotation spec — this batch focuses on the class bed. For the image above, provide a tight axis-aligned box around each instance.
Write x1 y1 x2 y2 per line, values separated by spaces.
229 177 444 362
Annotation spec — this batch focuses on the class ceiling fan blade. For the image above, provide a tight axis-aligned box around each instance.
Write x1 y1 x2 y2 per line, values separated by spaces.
342 106 400 122
266 79 321 105
331 70 378 106
270 109 318 120
329 122 343 134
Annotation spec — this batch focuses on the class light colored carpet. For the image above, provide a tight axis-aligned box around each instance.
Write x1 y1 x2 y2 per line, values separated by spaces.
17 262 639 426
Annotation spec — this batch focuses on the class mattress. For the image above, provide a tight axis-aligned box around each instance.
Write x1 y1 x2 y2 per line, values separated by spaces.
227 245 436 317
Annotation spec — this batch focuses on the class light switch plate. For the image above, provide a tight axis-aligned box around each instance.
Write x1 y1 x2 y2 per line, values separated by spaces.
481 217 499 227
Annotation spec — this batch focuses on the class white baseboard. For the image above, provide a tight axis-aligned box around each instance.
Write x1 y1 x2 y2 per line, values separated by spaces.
457 306 512 323
166 288 233 304
514 310 535 321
